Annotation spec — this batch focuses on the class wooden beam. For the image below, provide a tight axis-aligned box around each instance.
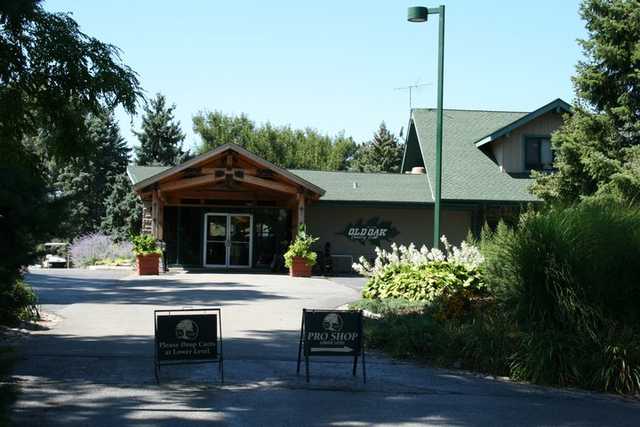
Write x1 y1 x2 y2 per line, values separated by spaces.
159 174 223 192
239 174 298 194
168 190 290 201
201 167 258 176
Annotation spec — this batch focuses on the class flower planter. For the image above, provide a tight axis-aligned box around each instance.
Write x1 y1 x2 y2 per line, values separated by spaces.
289 256 313 277
136 253 161 275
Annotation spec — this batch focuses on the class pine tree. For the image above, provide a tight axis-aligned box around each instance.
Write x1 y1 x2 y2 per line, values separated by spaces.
0 0 140 323
100 173 142 241
532 0 640 204
351 122 404 173
51 112 131 237
134 93 186 166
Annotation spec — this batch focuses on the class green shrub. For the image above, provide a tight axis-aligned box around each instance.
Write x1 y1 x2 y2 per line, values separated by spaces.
284 225 318 268
0 279 38 325
483 202 640 333
355 238 486 313
592 328 640 395
362 261 486 312
131 234 161 256
364 305 515 376
481 201 640 394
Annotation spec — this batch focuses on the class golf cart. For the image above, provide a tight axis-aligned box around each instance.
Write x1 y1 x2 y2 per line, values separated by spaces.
42 242 70 268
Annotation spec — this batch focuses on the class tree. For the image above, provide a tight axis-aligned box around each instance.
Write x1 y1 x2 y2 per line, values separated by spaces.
351 122 404 173
134 93 187 166
192 111 357 170
51 113 131 237
532 0 640 204
0 0 140 322
100 173 142 241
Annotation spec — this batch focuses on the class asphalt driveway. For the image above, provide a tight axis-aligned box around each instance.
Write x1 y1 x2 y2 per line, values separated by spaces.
9 269 640 426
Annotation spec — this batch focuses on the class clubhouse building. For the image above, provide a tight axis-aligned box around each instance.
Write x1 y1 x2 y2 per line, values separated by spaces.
127 98 570 271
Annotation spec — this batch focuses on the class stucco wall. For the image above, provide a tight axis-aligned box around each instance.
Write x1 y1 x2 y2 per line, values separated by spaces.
490 111 564 173
305 204 472 263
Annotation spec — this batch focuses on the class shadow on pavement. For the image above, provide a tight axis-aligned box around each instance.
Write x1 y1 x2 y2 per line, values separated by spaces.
11 331 640 427
25 272 287 306
13 270 640 426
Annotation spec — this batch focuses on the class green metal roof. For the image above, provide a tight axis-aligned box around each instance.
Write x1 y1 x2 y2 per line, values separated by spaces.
408 107 542 202
290 170 431 204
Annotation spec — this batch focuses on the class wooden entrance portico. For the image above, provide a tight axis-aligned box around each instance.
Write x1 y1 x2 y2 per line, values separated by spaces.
132 143 325 248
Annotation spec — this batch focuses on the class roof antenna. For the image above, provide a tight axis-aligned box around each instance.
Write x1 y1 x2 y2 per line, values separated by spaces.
394 81 431 110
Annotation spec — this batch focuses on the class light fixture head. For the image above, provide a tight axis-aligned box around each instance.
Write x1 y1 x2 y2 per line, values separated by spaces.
407 6 429 23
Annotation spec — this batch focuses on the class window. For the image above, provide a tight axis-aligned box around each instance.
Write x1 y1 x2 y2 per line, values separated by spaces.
525 136 553 171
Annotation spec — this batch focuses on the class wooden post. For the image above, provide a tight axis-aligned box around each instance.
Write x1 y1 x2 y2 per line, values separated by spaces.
291 198 299 239
297 193 306 227
157 194 164 241
152 189 159 239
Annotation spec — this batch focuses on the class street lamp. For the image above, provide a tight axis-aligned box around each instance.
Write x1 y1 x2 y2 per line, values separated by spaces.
407 5 445 249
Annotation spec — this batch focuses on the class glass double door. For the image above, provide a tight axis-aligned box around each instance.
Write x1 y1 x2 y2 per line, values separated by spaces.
203 214 252 268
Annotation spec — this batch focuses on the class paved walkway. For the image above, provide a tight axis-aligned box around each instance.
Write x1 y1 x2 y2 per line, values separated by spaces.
10 269 640 426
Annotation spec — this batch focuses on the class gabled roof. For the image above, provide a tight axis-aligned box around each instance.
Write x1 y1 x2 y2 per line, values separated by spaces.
127 165 170 185
474 98 571 148
290 170 431 204
128 165 432 204
128 143 325 196
406 100 569 203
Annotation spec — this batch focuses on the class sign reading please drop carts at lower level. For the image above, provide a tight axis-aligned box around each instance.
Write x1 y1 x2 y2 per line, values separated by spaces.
156 314 218 361
297 309 366 383
154 308 223 383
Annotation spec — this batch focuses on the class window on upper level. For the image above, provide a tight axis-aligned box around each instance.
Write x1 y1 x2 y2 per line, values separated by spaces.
524 136 554 171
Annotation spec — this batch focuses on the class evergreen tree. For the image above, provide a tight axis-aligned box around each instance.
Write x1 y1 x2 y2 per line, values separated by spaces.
51 112 130 237
134 93 186 166
0 0 140 323
351 122 404 173
532 0 640 204
100 173 142 241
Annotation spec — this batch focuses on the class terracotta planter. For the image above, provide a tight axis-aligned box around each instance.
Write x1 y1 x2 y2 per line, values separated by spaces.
136 253 161 275
289 256 313 277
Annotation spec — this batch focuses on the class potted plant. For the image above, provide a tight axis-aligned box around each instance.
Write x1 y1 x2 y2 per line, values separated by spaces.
284 225 319 277
132 234 162 275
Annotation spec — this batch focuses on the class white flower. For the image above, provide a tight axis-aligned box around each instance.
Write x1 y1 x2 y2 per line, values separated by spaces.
351 235 484 277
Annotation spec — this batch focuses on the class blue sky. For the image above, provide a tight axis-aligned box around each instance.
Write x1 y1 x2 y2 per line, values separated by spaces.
47 0 586 152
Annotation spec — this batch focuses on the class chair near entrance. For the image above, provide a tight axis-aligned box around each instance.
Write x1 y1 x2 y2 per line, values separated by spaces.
132 234 162 275
284 225 319 278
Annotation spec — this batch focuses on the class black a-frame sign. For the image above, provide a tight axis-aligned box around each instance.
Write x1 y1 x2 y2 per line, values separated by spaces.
296 309 366 383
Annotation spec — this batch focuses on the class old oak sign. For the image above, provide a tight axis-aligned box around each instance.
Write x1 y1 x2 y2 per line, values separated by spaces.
337 217 399 246
154 308 223 383
297 309 366 383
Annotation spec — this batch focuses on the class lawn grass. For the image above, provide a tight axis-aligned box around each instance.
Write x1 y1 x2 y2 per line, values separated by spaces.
0 346 19 427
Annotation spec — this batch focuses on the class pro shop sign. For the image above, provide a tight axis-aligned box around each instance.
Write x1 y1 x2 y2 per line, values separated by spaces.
297 309 366 382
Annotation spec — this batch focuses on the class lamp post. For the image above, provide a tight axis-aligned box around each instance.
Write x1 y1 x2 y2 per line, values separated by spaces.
407 5 445 249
